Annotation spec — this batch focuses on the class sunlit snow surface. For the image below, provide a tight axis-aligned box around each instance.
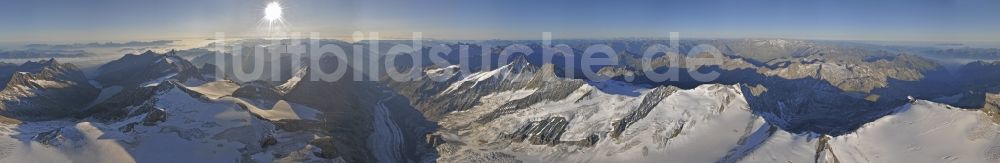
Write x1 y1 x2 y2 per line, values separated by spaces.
825 101 1000 163
0 81 996 162
183 80 322 121
432 82 1000 163
0 80 334 163
738 101 1000 163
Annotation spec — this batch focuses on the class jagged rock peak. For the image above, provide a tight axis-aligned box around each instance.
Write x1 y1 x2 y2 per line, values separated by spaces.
139 50 158 56
508 55 531 68
23 58 59 65
501 55 538 75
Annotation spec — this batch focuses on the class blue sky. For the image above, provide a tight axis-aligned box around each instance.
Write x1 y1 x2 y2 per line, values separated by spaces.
1 0 999 42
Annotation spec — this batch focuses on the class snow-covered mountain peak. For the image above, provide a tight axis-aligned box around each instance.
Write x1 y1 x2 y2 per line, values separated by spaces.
0 59 97 120
96 50 203 87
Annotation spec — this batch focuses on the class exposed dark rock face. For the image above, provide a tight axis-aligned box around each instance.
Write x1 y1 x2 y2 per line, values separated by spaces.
503 116 600 147
475 79 585 124
83 79 189 123
814 135 841 163
309 136 341 159
981 92 1000 124
0 59 99 120
390 56 537 120
82 80 193 125
96 50 203 87
83 85 159 122
232 80 282 100
507 117 570 146
141 108 167 126
610 86 677 139
32 129 64 146
393 56 588 124
426 134 445 147
563 134 601 147
720 124 779 162
260 134 278 148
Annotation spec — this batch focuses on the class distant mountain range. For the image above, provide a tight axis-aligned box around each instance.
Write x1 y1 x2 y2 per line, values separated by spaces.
0 49 93 59
0 39 998 162
23 40 176 49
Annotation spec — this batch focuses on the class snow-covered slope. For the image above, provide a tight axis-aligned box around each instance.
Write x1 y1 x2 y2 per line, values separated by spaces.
431 82 770 162
824 100 1000 163
0 80 345 162
739 99 1000 163
431 82 1000 163
0 59 99 120
423 62 1000 163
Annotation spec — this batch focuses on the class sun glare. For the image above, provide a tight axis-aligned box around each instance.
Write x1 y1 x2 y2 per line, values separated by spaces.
259 1 289 39
264 2 283 21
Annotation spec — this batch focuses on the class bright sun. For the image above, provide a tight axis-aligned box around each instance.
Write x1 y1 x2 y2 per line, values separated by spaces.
264 2 283 21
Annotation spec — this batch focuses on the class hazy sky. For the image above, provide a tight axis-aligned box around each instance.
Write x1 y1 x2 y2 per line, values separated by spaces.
2 0 999 42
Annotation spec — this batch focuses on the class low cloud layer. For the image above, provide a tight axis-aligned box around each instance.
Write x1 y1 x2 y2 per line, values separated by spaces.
24 40 176 49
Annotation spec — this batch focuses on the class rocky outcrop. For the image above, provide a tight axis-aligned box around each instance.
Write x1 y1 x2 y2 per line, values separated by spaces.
260 134 278 148
475 79 585 124
141 108 167 126
31 128 66 146
425 134 445 147
610 86 677 139
84 85 160 122
981 92 1000 124
506 117 570 146
309 136 342 159
394 56 591 123
500 117 600 147
596 66 636 81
